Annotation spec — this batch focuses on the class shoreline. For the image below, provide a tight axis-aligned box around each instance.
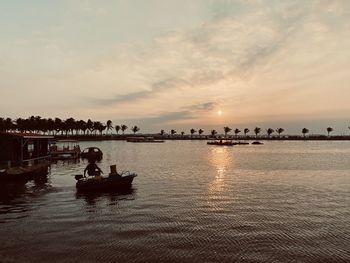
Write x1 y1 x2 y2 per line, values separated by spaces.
52 134 350 141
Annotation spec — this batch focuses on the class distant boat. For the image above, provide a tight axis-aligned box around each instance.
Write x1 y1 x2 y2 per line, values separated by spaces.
81 147 103 161
126 137 165 143
207 139 235 146
49 139 81 160
0 132 52 181
251 141 264 145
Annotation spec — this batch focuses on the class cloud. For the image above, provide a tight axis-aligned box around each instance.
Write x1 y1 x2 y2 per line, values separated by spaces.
2 0 350 133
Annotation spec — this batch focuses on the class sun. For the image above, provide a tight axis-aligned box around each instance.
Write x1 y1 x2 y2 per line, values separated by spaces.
217 110 223 115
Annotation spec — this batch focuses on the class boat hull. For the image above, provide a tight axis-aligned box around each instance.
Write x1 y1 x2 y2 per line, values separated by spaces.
0 162 50 182
76 174 137 192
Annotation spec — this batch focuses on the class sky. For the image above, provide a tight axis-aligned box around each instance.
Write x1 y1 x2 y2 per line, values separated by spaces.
1 0 350 135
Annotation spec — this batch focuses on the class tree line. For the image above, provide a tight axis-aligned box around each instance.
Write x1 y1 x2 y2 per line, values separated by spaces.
0 116 138 135
0 116 347 138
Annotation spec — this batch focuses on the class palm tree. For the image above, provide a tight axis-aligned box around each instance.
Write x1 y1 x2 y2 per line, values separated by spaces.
254 127 261 138
234 128 241 138
276 128 284 138
211 129 217 137
181 131 185 137
198 129 204 137
326 127 333 137
93 121 105 135
131 126 140 134
190 128 196 137
160 129 165 136
170 129 177 136
223 126 232 138
106 120 113 134
86 119 94 135
266 128 274 138
244 128 250 137
4 117 12 132
121 124 128 134
115 125 121 134
302 128 309 138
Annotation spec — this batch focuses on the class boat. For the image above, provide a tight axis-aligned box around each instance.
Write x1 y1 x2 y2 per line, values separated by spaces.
126 136 165 143
251 141 264 145
75 165 137 192
0 132 52 181
81 147 103 160
207 139 235 146
49 139 81 160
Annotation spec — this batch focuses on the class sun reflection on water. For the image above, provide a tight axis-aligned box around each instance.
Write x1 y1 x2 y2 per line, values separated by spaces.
207 147 234 195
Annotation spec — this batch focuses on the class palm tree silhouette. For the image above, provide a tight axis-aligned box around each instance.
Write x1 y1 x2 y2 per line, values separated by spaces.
223 126 232 138
234 128 241 138
326 127 333 137
302 128 309 138
170 129 177 136
266 128 274 138
211 129 217 137
106 120 113 134
131 126 140 134
87 119 94 135
276 128 284 138
121 125 128 134
244 128 250 137
181 131 185 137
254 127 261 138
160 129 165 136
198 129 204 138
115 125 121 134
190 128 196 137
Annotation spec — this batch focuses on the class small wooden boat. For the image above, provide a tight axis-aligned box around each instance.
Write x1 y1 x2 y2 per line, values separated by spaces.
207 139 235 146
75 171 137 192
81 147 103 160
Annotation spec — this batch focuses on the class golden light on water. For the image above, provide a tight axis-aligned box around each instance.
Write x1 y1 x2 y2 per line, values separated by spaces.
207 147 234 195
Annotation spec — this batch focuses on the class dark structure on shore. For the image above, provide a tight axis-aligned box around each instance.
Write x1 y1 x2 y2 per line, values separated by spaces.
0 132 53 181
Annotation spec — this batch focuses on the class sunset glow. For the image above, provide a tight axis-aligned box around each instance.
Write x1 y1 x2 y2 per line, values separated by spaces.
0 1 350 133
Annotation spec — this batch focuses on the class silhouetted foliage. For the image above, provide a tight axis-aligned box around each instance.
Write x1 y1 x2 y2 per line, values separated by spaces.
115 125 121 134
276 128 284 138
131 126 140 134
234 128 241 138
171 129 177 136
211 129 217 136
190 128 196 137
302 128 309 138
254 127 261 138
198 129 204 137
327 127 333 137
244 128 250 137
106 120 113 134
266 128 274 138
223 127 232 138
121 125 128 134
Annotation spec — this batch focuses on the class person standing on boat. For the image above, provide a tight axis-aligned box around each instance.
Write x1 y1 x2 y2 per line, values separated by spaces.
84 159 103 177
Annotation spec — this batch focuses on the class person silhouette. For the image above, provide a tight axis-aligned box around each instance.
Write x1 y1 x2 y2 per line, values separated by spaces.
84 159 103 177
